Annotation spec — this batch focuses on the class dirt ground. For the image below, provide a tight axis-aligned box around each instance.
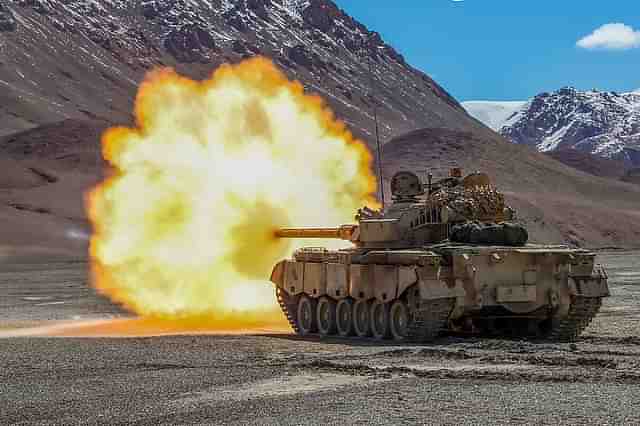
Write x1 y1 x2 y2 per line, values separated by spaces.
1 251 639 425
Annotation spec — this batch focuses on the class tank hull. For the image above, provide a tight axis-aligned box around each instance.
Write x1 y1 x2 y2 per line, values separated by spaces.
270 244 609 342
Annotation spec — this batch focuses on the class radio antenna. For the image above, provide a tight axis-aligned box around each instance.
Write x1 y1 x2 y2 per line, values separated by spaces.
364 42 385 209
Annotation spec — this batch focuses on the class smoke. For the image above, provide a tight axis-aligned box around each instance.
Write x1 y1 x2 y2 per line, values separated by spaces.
86 57 377 326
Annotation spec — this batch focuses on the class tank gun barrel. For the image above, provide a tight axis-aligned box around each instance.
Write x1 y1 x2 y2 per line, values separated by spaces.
275 225 357 241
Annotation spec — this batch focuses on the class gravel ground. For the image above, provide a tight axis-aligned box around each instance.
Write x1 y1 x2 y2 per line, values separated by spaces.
0 252 639 425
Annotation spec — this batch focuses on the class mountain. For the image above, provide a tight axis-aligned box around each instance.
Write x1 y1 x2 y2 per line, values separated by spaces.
546 149 627 180
464 88 640 168
0 119 105 259
502 88 640 166
0 0 484 143
461 101 525 131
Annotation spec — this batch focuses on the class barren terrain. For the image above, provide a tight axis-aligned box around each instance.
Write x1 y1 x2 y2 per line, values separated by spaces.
1 251 639 425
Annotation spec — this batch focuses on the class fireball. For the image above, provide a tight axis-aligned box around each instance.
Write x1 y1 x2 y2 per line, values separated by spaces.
87 57 376 328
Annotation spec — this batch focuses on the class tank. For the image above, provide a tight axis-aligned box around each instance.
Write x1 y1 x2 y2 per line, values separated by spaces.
269 169 610 342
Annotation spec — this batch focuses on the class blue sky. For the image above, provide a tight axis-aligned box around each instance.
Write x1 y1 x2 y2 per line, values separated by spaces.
334 0 640 101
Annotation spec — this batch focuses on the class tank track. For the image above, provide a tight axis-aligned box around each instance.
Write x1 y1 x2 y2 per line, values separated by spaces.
277 290 602 342
407 297 456 342
276 288 456 342
276 288 299 334
544 296 603 342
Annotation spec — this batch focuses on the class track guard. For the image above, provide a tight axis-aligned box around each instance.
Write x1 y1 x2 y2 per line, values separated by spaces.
568 267 610 298
270 260 286 288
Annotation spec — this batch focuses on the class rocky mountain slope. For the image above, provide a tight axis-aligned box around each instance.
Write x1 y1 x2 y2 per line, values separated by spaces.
546 149 628 180
465 88 640 168
0 0 483 143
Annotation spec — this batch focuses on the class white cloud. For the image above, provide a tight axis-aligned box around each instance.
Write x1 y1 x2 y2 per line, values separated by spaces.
577 23 640 50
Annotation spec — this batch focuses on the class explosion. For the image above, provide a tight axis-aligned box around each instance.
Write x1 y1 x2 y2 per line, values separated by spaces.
87 57 377 330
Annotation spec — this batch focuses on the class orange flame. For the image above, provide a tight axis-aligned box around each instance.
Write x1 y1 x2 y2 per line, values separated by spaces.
87 57 377 329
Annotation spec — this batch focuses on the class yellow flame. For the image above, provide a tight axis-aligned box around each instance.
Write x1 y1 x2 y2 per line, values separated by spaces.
87 57 377 328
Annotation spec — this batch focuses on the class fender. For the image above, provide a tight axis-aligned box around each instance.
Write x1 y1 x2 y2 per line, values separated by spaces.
568 268 610 298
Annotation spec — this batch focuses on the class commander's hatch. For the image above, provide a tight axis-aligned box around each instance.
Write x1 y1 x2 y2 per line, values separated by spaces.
390 171 424 203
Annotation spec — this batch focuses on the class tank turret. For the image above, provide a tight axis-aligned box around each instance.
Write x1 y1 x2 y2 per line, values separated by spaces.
276 169 525 249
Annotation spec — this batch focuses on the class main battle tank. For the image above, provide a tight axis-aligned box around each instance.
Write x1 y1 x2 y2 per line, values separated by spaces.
269 169 609 342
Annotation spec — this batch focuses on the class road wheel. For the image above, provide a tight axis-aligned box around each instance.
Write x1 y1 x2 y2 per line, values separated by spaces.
296 295 317 335
389 300 410 341
353 299 372 337
336 298 355 337
316 296 338 336
370 300 391 340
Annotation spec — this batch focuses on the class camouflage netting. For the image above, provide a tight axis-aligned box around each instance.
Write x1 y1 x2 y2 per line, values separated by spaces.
450 222 529 246
431 185 506 222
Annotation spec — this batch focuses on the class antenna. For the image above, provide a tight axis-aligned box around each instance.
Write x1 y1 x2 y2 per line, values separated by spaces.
364 41 386 209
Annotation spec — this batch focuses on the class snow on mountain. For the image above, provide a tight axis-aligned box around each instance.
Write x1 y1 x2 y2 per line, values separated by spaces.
462 101 526 131
468 87 640 167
